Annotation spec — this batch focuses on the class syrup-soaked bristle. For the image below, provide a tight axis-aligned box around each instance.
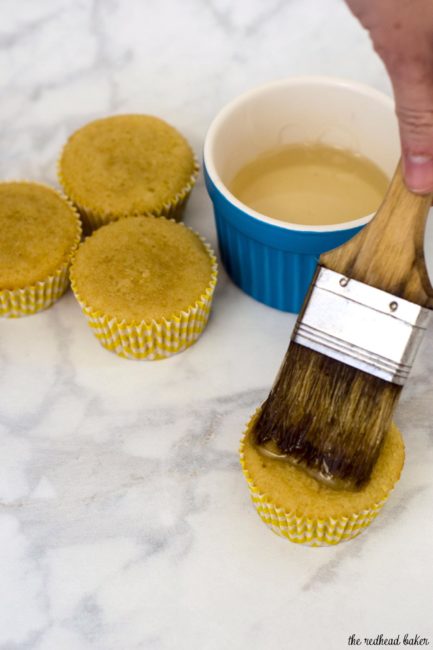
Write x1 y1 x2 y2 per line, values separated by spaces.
253 342 401 490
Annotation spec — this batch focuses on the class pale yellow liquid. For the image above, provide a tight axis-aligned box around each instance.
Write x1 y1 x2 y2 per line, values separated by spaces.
229 143 389 226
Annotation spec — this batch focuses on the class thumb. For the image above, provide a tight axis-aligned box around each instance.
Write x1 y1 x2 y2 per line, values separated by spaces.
344 0 433 194
390 68 433 194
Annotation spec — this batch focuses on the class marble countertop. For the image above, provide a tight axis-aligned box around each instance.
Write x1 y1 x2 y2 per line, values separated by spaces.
1 1 432 649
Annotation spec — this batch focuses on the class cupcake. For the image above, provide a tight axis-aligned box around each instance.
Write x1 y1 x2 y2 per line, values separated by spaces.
240 409 405 546
70 215 217 359
0 181 81 317
58 114 199 232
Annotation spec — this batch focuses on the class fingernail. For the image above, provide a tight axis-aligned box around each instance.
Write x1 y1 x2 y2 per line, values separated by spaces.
403 154 433 193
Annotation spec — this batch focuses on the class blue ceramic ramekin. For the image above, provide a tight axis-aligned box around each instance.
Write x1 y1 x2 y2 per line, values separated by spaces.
204 77 399 312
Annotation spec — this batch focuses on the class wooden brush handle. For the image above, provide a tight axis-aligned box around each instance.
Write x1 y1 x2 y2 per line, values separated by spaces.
321 161 433 307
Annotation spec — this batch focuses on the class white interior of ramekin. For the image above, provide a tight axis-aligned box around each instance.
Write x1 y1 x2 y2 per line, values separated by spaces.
204 76 400 233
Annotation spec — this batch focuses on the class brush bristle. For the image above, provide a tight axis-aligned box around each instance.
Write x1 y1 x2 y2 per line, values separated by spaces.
254 342 401 489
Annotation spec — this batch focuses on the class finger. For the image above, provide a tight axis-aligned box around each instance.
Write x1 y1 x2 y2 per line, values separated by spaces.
362 1 433 194
345 0 433 193
392 67 433 194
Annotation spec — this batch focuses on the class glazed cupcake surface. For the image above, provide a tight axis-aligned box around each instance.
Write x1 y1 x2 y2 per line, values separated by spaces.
243 418 405 520
240 409 405 545
59 115 197 227
71 216 213 322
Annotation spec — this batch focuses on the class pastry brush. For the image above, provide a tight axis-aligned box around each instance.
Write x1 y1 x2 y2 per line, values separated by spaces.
253 161 432 490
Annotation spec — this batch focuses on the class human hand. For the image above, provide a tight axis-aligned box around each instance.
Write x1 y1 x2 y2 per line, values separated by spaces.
346 0 433 193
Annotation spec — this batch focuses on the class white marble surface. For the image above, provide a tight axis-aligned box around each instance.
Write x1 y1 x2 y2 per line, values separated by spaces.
1 1 433 649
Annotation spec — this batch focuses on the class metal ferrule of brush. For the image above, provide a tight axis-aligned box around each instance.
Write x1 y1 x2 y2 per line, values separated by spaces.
293 267 431 386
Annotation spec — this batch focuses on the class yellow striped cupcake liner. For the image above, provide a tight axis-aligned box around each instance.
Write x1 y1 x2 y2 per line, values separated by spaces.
70 220 218 360
58 148 199 233
0 182 82 318
240 410 395 547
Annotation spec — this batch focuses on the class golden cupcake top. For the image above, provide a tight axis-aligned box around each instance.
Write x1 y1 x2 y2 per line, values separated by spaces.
243 412 405 520
70 216 214 322
0 182 80 290
58 114 197 218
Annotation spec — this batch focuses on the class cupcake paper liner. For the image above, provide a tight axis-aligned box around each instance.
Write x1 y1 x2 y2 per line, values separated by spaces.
240 410 396 547
0 182 82 318
58 150 200 233
70 221 218 360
